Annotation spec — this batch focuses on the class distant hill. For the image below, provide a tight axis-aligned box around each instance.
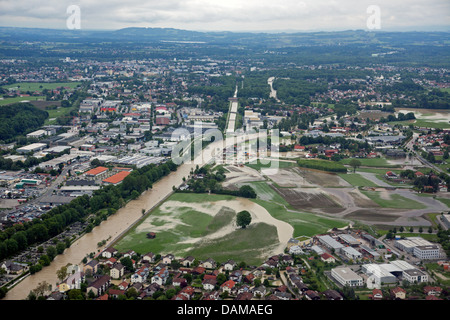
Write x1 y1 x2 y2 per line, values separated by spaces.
0 26 449 47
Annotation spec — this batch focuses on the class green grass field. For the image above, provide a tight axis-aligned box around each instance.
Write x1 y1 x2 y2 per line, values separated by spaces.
341 157 401 168
246 159 296 171
44 106 78 125
2 82 81 93
113 191 348 265
360 191 427 209
0 96 45 106
390 119 450 129
338 173 379 187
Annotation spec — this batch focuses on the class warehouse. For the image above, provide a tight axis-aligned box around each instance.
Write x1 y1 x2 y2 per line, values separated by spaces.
17 143 47 154
331 267 364 287
341 247 363 260
102 171 131 186
362 264 397 286
338 234 360 247
317 235 344 252
395 237 432 253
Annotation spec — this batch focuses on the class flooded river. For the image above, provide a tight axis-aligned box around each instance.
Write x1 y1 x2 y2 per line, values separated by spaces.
4 133 264 300
4 162 196 300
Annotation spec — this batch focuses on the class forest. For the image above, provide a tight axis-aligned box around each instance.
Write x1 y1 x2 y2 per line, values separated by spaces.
0 103 48 142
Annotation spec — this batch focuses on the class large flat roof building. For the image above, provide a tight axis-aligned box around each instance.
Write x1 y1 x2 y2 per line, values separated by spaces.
331 267 364 287
317 235 344 252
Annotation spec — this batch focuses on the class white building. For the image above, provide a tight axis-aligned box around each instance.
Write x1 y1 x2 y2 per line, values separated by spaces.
402 269 428 284
317 235 344 252
341 247 363 260
413 245 441 260
331 267 364 287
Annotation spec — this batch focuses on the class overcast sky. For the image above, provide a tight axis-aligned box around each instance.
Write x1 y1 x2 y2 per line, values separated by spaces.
0 0 449 32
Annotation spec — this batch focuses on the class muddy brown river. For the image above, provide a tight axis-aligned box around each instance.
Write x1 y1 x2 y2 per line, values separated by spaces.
4 134 265 300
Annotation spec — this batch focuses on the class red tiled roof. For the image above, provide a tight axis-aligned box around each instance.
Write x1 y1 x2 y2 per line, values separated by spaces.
85 166 108 176
103 171 131 185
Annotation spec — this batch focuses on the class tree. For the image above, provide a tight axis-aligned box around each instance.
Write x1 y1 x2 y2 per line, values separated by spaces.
56 265 68 283
236 210 252 229
348 159 361 173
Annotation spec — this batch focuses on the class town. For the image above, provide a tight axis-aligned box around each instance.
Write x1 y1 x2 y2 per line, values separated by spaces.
0 27 449 302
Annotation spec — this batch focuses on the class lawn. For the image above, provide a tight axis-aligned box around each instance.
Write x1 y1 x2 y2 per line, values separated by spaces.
390 119 450 129
341 157 400 168
338 173 378 187
113 191 348 265
2 82 82 93
113 192 281 265
44 106 78 125
246 159 296 171
360 191 427 209
0 96 45 106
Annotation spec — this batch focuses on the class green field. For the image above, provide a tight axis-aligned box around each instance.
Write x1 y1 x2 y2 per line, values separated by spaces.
113 191 347 265
246 159 296 171
0 96 45 106
390 119 450 129
340 157 400 168
44 106 77 125
338 173 379 187
2 82 81 93
360 191 427 209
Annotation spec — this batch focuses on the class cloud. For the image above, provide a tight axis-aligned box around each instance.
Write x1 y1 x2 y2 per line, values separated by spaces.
0 0 448 31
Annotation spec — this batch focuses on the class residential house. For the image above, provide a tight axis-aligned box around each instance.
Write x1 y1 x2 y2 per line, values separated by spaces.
370 289 383 300
235 292 253 300
173 276 187 287
181 256 195 267
224 260 237 271
322 289 343 300
200 258 217 269
424 286 442 296
108 289 126 299
101 247 118 259
151 267 169 286
87 275 111 297
110 263 125 280
180 286 195 300
252 285 267 298
63 271 84 291
142 252 156 263
221 280 236 294
118 281 129 291
390 287 406 300
305 290 320 300
321 253 336 263
131 266 150 284
229 270 243 283
104 257 117 268
162 254 175 265
1 260 25 274
123 250 136 259
83 260 99 276
202 278 217 291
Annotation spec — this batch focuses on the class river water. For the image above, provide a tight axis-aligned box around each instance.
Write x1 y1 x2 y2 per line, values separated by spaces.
4 162 195 300
4 132 266 299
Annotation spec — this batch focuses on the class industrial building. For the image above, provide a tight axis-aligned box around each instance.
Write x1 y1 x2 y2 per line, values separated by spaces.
341 247 363 260
362 264 398 286
331 267 364 287
317 235 344 252
395 237 441 260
